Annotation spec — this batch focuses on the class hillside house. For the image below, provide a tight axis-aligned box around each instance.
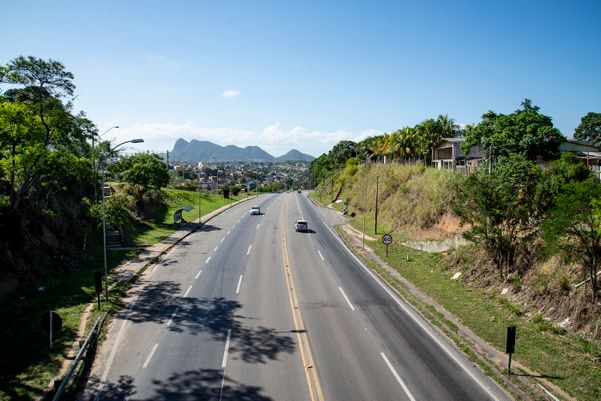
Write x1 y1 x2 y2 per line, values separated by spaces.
431 137 483 173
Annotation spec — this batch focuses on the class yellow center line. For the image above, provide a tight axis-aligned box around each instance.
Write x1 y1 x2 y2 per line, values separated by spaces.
280 193 325 401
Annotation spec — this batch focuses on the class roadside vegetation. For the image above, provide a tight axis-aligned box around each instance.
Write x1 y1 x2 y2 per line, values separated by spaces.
0 55 251 400
310 100 601 399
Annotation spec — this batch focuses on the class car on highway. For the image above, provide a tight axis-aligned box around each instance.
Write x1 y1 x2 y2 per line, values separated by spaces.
249 206 261 215
295 219 308 232
297 190 301 193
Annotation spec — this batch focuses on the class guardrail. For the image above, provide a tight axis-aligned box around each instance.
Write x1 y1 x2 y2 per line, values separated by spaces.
52 313 107 401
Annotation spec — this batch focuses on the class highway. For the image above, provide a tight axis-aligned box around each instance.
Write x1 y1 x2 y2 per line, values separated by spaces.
91 192 510 401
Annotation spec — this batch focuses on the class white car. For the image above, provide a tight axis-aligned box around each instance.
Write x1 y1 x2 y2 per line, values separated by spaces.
295 219 308 232
249 206 261 215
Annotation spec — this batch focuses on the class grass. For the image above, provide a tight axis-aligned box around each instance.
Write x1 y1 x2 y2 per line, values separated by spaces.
0 188 250 401
347 225 601 401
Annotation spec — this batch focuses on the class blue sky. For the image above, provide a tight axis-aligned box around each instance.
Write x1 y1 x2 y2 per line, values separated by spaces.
2 1 600 157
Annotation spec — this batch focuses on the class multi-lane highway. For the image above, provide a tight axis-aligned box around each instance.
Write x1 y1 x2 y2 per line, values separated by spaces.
91 192 510 401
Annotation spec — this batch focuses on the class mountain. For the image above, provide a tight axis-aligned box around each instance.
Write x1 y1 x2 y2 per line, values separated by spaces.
169 139 315 163
274 149 315 162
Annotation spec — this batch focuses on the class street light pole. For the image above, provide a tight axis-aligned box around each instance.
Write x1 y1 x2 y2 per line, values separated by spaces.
101 137 144 301
374 175 379 235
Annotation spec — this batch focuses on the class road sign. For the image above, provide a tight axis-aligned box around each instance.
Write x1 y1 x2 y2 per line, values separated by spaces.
382 234 393 245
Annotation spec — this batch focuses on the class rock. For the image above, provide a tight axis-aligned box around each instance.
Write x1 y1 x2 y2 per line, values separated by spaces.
451 272 462 280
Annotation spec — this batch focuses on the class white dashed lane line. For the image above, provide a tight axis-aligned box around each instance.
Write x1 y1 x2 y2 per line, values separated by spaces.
338 286 355 311
205 256 212 264
214 246 219 252
184 285 193 297
222 329 232 368
318 250 325 261
256 224 260 230
381 352 417 401
166 307 180 327
246 245 252 256
195 270 202 279
142 343 159 369
236 275 243 295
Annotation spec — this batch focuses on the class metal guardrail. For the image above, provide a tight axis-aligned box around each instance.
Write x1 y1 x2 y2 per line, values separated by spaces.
52 313 107 401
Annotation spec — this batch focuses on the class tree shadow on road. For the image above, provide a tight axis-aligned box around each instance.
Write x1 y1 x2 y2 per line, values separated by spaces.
117 281 296 365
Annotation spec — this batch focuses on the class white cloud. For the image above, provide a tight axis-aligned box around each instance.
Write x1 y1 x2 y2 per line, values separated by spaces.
111 122 382 158
221 89 240 98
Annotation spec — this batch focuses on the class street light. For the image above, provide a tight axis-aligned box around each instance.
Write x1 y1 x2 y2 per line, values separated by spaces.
101 137 144 301
93 126 119 202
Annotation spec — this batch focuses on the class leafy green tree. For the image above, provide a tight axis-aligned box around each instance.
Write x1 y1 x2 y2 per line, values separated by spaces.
111 152 169 190
0 57 94 214
462 99 565 162
574 112 601 146
329 140 357 167
451 155 543 278
542 179 601 300
415 114 460 161
310 153 332 183
535 152 593 212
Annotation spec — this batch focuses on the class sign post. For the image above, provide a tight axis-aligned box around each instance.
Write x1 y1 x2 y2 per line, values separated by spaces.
382 234 393 258
506 326 516 374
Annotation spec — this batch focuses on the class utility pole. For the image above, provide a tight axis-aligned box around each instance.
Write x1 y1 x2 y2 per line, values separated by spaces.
374 175 379 235
362 166 368 249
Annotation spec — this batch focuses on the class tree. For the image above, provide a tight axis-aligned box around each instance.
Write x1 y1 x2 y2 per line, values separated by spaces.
451 155 543 279
111 152 169 190
462 99 565 162
329 140 357 167
574 112 601 146
415 114 460 161
0 57 93 215
542 179 601 300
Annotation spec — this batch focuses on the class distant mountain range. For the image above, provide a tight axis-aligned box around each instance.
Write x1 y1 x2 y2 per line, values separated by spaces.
168 139 315 163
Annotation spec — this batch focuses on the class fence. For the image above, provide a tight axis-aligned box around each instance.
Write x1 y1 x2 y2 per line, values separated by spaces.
51 313 107 401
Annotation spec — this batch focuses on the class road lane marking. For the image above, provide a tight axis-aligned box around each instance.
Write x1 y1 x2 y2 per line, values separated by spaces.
220 237 225 243
280 194 325 401
236 275 243 294
256 223 260 230
142 343 159 369
214 246 219 252
338 286 355 311
381 352 416 401
316 205 503 401
184 285 192 297
537 384 560 401
317 250 325 261
166 307 180 327
221 329 232 368
232 224 236 229
247 245 252 255
205 256 212 264
195 270 202 279
227 230 231 235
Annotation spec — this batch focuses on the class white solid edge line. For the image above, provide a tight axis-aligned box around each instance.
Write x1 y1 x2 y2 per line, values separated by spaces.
338 286 355 311
318 250 325 261
222 329 232 368
195 270 202 280
142 343 159 368
205 256 212 264
236 275 243 294
381 352 417 401
184 285 192 297
317 206 502 401
537 384 561 401
247 245 252 255
166 307 180 327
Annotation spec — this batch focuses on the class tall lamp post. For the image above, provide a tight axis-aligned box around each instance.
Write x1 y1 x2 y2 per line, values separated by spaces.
101 137 144 301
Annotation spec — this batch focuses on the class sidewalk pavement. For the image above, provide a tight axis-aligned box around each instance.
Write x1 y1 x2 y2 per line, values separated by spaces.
108 196 255 288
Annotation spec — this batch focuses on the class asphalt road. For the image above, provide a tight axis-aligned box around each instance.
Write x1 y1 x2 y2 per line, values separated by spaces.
91 192 510 401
